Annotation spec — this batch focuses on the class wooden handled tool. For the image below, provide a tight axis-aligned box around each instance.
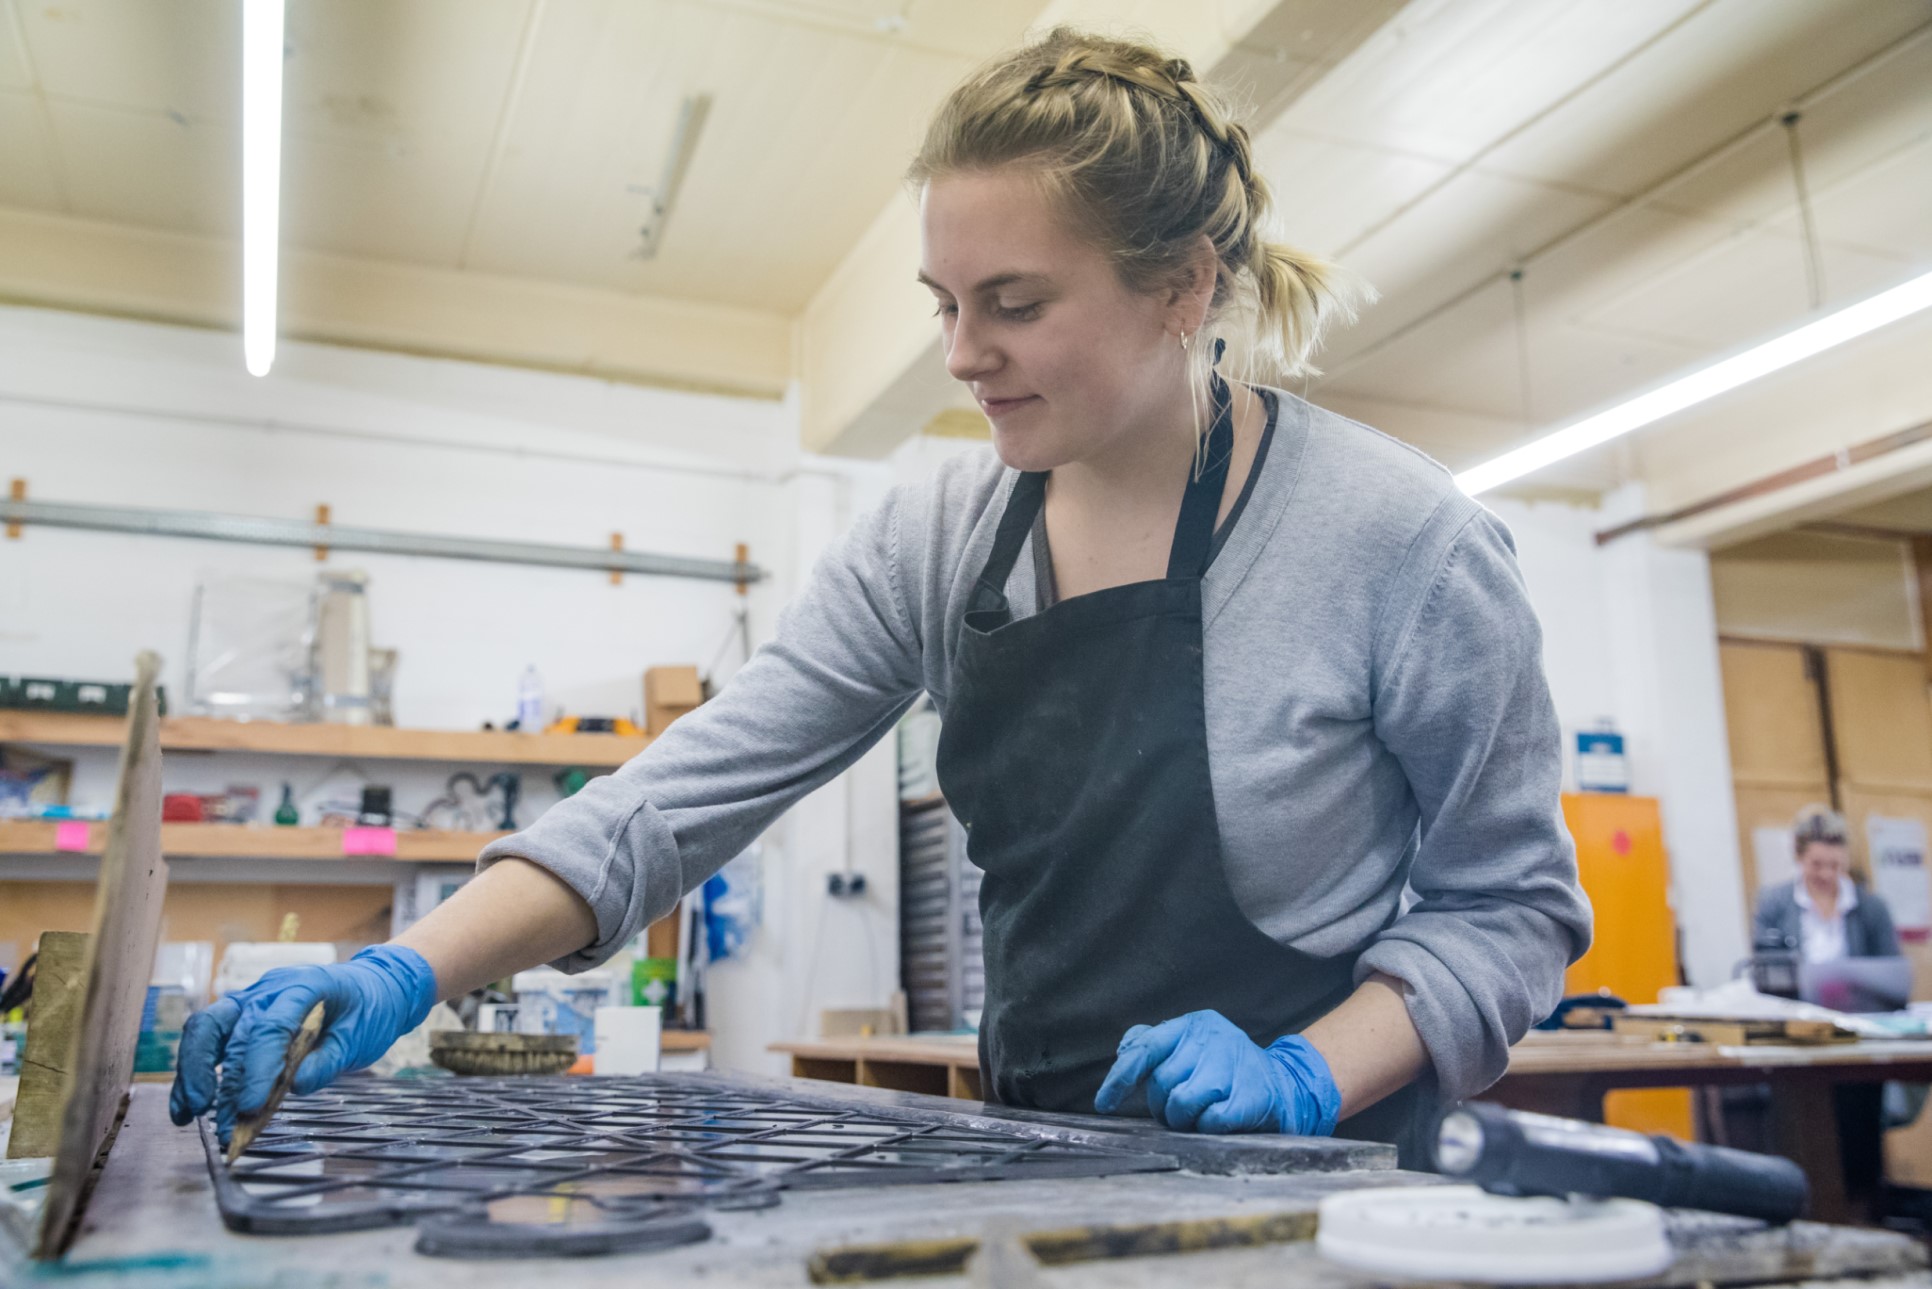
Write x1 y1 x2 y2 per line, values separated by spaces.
225 1002 326 1164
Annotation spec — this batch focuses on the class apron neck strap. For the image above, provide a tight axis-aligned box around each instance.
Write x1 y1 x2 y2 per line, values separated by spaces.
1166 355 1236 581
970 471 1047 615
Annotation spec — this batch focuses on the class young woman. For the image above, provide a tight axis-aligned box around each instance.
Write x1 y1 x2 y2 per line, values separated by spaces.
173 28 1591 1162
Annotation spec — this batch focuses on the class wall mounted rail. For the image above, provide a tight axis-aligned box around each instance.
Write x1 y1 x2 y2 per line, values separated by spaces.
0 494 764 586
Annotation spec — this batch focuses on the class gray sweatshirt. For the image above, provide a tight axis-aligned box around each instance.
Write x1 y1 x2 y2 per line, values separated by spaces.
479 388 1593 1101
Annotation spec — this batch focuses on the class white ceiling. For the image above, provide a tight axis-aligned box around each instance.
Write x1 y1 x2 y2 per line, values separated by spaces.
2 0 1928 484
0 0 1046 312
1279 0 1932 487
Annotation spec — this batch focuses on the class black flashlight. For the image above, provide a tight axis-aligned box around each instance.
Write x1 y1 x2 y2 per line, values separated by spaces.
1432 1102 1808 1224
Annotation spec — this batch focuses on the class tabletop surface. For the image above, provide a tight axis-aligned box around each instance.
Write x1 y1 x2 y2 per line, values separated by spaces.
1503 1030 1932 1076
34 1084 1929 1288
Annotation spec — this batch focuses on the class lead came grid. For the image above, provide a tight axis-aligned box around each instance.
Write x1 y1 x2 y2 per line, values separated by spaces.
207 1074 1176 1238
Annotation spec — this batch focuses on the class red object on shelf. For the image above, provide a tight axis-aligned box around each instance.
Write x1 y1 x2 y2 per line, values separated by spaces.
161 793 205 822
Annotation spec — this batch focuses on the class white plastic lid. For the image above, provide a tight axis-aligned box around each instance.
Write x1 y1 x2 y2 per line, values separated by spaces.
1316 1185 1671 1285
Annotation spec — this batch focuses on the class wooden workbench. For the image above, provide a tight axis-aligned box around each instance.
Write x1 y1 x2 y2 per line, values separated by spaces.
27 1082 1932 1287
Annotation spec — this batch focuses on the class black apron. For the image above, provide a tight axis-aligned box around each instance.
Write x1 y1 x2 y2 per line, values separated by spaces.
934 368 1428 1160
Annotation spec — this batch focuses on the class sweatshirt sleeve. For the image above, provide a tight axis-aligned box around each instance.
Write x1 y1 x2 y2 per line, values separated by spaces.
476 484 929 972
1359 505 1594 1101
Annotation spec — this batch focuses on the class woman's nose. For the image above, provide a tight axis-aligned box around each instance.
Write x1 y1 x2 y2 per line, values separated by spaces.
944 312 996 383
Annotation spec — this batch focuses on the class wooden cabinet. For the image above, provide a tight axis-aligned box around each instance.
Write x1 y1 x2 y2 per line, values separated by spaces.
1716 637 1932 1185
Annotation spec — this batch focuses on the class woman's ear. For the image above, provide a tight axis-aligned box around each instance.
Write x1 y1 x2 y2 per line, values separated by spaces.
1164 236 1219 335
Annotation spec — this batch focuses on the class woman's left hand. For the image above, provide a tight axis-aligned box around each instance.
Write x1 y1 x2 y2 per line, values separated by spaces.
1093 1010 1341 1135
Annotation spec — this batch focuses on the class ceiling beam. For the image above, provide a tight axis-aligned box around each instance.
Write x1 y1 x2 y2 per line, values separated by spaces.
795 0 1409 458
0 207 793 400
1800 521 1930 543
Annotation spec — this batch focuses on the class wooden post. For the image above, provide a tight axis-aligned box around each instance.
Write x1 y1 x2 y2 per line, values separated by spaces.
313 503 331 562
1913 537 1932 686
6 477 23 539
611 532 624 586
735 542 749 596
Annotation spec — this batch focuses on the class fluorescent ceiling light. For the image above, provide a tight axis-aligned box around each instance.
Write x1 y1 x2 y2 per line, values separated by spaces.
242 0 286 378
1456 266 1932 497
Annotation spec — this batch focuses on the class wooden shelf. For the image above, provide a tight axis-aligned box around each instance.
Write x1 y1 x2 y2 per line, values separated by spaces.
769 1036 982 1100
0 821 504 863
0 711 652 767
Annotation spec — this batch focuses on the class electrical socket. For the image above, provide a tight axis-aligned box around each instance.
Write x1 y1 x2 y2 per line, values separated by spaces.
826 872 867 898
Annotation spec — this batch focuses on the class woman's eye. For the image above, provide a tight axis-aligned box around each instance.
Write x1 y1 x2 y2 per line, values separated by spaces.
929 301 1037 322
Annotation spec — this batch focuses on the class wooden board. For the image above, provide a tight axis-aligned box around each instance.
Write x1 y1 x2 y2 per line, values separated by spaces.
1612 1015 1857 1046
0 710 652 768
32 652 169 1259
1718 640 1831 788
1827 647 1932 791
5 930 87 1159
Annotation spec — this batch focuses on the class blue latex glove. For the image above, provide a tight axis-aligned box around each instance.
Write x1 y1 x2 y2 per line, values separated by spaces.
169 944 437 1145
1092 1009 1341 1135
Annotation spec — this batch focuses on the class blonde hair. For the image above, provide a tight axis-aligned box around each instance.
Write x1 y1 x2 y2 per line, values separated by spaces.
908 26 1364 424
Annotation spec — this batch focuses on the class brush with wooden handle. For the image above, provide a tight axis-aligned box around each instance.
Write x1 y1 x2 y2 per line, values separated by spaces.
224 1001 326 1164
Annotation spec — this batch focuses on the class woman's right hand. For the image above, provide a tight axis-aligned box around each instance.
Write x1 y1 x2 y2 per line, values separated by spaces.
168 944 438 1146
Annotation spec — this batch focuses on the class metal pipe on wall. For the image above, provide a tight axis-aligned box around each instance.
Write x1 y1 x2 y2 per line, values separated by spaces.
0 495 765 585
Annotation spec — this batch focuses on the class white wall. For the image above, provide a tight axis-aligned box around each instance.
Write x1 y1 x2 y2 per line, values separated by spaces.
1491 491 1748 990
1488 496 1619 774
0 304 898 1076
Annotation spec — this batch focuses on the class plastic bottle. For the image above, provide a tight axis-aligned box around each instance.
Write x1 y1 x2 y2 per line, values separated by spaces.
517 665 544 732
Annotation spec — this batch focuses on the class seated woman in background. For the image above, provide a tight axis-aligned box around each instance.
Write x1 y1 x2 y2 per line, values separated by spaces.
1754 805 1900 964
1749 804 1918 1204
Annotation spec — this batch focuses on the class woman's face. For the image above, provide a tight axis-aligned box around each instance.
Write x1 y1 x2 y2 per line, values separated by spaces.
1799 840 1850 894
918 169 1186 472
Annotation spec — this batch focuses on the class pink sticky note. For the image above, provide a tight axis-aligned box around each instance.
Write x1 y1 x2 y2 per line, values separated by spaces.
341 826 398 857
54 820 91 852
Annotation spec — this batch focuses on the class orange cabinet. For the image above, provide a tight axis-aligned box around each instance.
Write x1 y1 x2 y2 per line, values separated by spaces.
1561 792 1695 1139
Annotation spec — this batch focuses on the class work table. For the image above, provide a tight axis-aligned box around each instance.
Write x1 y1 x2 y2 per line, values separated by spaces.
35 1080 1932 1288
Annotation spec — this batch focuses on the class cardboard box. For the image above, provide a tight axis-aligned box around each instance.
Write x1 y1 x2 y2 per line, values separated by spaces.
644 665 704 734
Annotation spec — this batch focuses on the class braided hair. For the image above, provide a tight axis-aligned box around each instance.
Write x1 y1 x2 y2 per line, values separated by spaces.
909 27 1363 414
